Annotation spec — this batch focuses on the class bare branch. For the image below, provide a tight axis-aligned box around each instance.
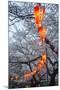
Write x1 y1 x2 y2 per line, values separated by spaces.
45 38 58 55
9 55 41 64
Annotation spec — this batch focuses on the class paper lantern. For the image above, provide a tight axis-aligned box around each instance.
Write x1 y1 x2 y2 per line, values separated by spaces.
10 77 14 81
34 5 40 16
42 52 46 63
34 5 45 27
32 67 37 75
38 27 46 42
15 75 19 80
34 5 41 27
24 71 32 80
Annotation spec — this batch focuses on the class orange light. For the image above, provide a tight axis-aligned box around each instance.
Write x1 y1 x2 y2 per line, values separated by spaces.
34 5 40 16
35 16 41 27
42 52 46 62
15 75 19 80
40 60 44 65
32 67 37 75
24 71 32 80
40 7 45 21
34 5 42 27
34 5 46 28
38 26 43 32
10 77 14 80
39 27 46 42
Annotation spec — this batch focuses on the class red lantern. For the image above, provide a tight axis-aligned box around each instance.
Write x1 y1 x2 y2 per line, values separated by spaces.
34 5 41 27
38 26 46 42
34 5 45 27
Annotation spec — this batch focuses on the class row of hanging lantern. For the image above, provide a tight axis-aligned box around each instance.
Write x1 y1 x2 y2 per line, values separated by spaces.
9 75 20 81
34 4 47 78
24 52 46 80
34 4 46 42
24 4 47 80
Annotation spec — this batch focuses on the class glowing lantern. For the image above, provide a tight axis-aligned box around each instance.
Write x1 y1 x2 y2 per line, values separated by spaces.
38 26 43 32
39 7 45 22
42 52 46 63
24 71 32 80
38 26 46 42
10 77 14 81
34 5 45 27
34 5 40 16
15 75 19 80
34 5 41 27
40 60 44 65
32 67 37 75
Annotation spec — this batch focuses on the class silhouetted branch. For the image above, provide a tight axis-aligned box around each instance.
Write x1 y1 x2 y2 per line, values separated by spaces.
28 63 37 82
9 55 41 64
45 38 58 55
9 12 34 20
47 57 54 65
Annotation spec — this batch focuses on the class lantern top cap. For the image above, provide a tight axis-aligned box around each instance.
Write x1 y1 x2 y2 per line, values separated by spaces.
34 5 40 11
34 5 45 13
